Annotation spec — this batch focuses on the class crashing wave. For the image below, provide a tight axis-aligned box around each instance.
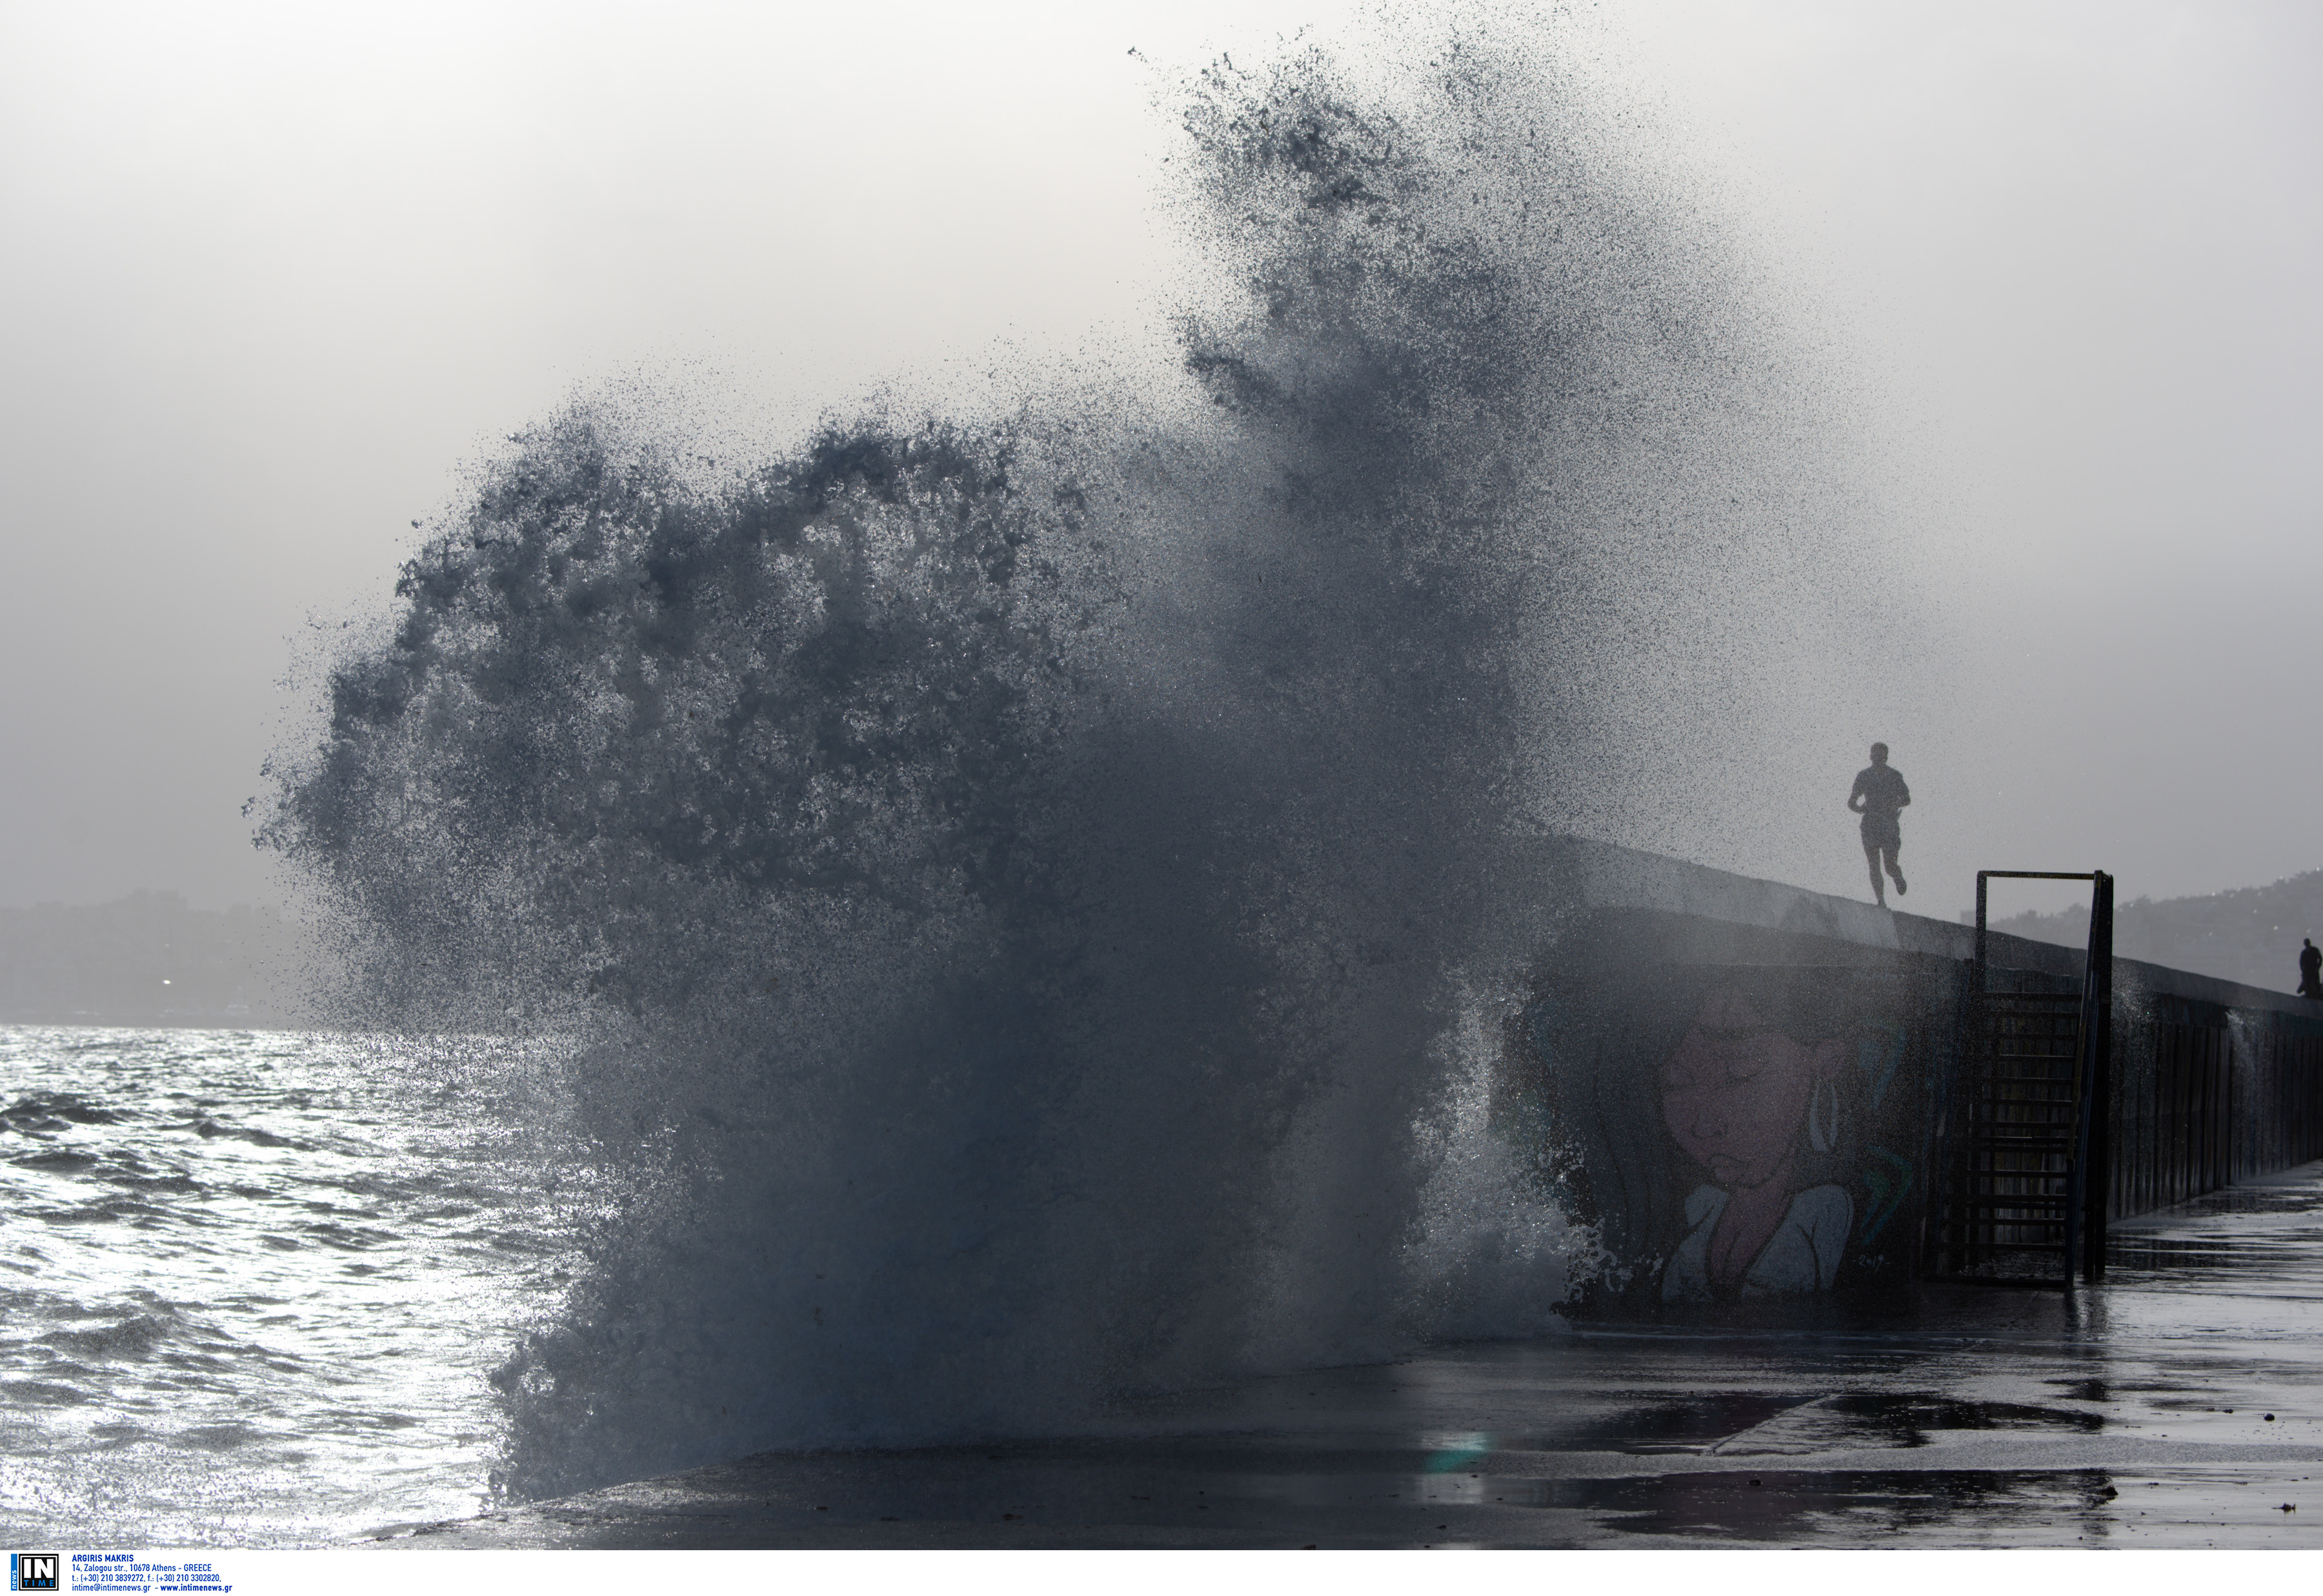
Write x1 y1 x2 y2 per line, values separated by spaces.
261 23 1882 1497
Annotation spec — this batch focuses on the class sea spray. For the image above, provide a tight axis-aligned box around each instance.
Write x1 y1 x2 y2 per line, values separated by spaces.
263 23 1884 1497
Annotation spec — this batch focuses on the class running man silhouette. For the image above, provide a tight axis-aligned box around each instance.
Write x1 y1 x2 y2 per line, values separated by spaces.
1847 743 1911 907
2299 937 2322 1001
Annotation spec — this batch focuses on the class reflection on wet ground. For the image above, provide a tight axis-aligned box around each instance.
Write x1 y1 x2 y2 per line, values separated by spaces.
1702 1392 2104 1455
382 1159 2323 1548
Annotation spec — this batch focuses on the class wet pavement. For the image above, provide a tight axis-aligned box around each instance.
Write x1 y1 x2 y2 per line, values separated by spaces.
375 1160 2323 1548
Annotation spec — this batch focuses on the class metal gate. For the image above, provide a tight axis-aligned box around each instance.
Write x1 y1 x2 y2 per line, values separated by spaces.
1927 869 2114 1286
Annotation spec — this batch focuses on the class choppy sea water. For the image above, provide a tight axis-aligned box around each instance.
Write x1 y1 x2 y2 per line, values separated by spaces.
0 1024 573 1546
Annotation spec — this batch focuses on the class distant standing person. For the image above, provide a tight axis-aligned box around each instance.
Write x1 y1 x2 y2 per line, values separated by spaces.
1848 743 1911 907
2300 937 2322 1001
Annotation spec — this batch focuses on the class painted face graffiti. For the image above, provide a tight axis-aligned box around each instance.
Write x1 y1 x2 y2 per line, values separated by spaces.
1658 986 1854 1299
1660 988 1843 1189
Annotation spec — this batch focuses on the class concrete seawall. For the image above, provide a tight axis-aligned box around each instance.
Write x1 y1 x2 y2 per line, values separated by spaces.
1507 839 2323 1304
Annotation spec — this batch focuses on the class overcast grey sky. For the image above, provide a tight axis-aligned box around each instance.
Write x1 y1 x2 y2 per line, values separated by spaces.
2 0 2316 921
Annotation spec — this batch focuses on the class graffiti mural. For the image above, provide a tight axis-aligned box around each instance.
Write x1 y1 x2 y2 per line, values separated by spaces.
1499 911 1953 1312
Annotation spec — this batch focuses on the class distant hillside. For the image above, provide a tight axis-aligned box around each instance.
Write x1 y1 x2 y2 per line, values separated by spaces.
0 892 303 1027
1980 868 2323 995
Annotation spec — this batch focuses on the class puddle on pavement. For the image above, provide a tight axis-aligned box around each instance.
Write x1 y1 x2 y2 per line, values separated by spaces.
1563 1394 1807 1455
1571 1391 2103 1458
1706 1392 2103 1455
1534 1467 2122 1542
